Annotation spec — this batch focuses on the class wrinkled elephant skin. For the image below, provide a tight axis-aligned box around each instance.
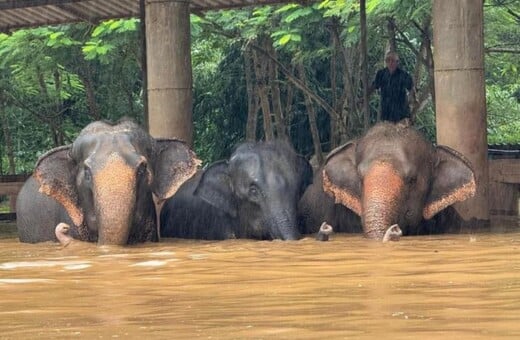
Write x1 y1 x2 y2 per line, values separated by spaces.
299 121 476 240
161 140 313 240
16 119 199 245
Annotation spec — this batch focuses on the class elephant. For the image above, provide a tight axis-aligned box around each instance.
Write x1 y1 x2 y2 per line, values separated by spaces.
298 121 476 240
160 140 313 240
16 119 200 245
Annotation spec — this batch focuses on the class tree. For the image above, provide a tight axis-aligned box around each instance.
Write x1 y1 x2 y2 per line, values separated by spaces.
0 20 144 173
0 0 517 173
484 0 520 144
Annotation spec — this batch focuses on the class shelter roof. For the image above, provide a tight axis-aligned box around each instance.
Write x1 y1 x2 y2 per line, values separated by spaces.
0 0 293 32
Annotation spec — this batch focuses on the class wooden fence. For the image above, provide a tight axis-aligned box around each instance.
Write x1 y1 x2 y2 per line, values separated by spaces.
0 156 518 220
0 174 29 220
489 158 520 216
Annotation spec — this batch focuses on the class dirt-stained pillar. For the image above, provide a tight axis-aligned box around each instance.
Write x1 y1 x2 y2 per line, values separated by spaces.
145 0 193 146
433 0 489 224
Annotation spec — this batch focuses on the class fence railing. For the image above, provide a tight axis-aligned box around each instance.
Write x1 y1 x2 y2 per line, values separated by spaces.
0 174 30 220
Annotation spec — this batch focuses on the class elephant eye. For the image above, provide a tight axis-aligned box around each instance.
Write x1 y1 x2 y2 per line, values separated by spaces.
248 184 260 198
406 175 417 184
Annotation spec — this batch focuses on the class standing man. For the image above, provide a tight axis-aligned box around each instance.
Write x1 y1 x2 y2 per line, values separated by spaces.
368 51 416 123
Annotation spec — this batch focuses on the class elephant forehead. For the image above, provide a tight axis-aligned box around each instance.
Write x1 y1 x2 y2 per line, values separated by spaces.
232 163 286 193
73 132 150 161
364 162 404 191
359 142 426 177
93 153 136 197
230 153 261 176
264 169 292 189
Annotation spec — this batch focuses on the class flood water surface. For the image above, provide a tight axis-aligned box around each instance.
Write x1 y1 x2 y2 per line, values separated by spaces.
1 222 520 339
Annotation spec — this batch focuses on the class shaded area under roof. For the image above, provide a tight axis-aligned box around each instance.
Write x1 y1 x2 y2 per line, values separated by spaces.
0 0 293 31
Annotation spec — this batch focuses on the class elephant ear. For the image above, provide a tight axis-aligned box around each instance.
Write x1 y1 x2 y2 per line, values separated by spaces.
33 145 83 227
194 161 238 218
322 141 362 216
152 139 201 201
423 145 476 219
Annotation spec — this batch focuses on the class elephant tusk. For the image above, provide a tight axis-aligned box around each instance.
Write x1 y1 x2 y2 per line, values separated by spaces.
152 194 165 241
382 224 402 243
316 222 334 241
55 223 74 247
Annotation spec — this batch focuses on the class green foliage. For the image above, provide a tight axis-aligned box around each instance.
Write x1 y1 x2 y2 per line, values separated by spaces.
318 0 359 19
190 0 518 162
484 0 520 144
192 41 247 164
83 19 138 63
83 40 115 61
0 19 143 174
487 84 520 144
270 4 323 50
0 1 518 174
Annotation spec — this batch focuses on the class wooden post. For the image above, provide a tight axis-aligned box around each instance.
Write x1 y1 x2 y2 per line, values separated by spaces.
145 0 193 145
433 0 489 224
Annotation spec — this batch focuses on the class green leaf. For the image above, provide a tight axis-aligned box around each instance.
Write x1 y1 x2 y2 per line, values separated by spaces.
279 34 291 45
271 30 289 37
109 20 122 31
92 25 106 38
317 0 330 10
82 44 96 53
49 32 64 40
291 34 301 42
122 19 138 31
366 0 379 13
275 4 301 14
283 7 314 23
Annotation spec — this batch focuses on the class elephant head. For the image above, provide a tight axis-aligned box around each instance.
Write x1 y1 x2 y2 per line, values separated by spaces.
33 119 199 245
193 141 312 240
322 122 476 240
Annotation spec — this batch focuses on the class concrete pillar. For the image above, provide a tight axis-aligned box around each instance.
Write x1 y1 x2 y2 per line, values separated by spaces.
433 0 489 223
145 0 193 145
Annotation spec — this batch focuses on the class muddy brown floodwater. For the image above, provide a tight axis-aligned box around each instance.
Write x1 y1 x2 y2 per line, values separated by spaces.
0 220 519 339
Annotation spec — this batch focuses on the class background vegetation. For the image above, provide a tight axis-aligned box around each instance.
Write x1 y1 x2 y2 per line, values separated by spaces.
0 0 518 174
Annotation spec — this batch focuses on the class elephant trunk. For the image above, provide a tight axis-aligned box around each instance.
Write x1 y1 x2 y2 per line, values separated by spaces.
267 203 301 240
277 219 301 240
362 162 403 240
96 193 135 245
94 154 138 245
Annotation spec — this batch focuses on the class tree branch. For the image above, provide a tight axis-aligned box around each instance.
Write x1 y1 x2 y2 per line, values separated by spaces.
247 43 339 120
485 47 520 54
200 17 340 119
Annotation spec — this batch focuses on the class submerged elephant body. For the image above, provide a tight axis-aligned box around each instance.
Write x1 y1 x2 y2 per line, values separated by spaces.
160 140 313 240
17 119 199 245
299 121 476 240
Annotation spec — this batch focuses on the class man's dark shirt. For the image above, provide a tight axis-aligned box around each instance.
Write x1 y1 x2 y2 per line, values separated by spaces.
372 67 413 122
